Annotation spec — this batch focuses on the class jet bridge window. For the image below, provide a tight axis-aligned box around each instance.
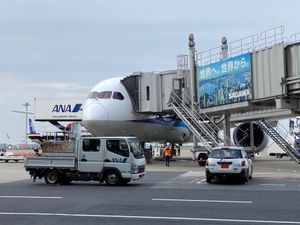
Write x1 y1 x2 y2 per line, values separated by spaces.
113 92 124 100
82 139 101 152
98 91 112 99
146 86 150 101
106 139 129 157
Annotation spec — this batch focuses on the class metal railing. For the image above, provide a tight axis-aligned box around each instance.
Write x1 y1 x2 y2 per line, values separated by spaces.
197 25 287 66
257 120 300 163
169 90 232 149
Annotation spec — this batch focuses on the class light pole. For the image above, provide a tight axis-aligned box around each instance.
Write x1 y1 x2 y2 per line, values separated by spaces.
23 102 30 145
12 103 33 145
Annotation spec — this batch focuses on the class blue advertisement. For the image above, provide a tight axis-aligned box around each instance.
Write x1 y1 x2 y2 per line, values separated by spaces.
197 53 252 108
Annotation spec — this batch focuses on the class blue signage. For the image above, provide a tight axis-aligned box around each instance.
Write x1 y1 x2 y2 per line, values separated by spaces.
197 53 252 108
52 103 82 113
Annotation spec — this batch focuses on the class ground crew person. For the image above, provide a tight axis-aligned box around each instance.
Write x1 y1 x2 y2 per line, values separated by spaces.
164 145 171 167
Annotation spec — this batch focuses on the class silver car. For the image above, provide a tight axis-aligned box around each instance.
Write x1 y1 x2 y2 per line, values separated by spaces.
205 146 253 183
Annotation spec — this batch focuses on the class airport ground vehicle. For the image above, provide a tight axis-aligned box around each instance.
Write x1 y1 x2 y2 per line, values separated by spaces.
191 146 209 166
24 137 145 185
0 150 35 163
205 146 253 183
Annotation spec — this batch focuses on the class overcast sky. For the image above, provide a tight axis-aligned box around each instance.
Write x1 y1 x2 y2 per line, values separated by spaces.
0 0 299 144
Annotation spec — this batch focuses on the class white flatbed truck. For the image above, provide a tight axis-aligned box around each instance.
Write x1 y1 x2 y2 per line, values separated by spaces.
24 136 145 185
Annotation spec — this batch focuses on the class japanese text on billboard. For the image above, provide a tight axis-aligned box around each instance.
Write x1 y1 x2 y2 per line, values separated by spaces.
197 53 252 108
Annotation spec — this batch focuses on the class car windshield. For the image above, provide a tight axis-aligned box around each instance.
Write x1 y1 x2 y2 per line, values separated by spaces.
210 148 242 159
127 138 144 159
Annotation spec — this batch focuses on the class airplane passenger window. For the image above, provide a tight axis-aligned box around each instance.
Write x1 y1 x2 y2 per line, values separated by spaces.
98 91 112 99
88 91 99 99
113 92 124 100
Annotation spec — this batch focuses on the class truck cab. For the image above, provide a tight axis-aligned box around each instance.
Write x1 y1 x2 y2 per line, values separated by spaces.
25 136 145 186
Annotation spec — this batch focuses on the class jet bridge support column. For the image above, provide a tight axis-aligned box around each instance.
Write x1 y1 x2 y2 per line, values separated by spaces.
223 111 231 146
189 33 198 148
249 121 255 156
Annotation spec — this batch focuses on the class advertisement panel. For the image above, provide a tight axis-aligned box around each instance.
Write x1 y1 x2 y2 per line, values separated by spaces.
197 53 252 108
34 98 85 121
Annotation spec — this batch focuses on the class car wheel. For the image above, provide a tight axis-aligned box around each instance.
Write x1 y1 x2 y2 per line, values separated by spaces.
206 175 212 183
206 177 212 183
249 167 253 180
243 177 249 182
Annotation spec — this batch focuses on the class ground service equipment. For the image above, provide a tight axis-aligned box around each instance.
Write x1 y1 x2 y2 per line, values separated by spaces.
24 137 145 186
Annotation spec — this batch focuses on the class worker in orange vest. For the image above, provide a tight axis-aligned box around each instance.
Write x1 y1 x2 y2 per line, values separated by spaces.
164 145 171 167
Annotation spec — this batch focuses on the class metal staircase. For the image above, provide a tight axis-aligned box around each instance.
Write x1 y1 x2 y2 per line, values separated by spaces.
169 91 232 151
256 119 300 163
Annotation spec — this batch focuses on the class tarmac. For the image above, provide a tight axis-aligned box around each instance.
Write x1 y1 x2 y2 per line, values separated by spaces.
1 148 300 183
147 148 300 178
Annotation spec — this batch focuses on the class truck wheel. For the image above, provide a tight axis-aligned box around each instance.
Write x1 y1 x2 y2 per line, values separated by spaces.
44 170 60 185
105 171 120 186
198 153 207 166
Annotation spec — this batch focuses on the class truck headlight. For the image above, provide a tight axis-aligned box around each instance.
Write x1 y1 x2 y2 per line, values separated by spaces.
131 165 139 174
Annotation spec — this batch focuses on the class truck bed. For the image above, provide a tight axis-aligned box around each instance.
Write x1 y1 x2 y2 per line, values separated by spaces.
25 156 76 169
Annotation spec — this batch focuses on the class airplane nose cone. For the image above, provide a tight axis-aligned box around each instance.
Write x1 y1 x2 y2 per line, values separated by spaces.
82 102 109 134
82 102 109 121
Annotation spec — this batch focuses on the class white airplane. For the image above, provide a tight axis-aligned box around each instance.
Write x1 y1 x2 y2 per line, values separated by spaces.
81 77 192 144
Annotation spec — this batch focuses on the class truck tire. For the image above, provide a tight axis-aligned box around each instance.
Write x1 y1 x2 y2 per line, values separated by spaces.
105 171 120 186
44 170 60 185
198 153 208 166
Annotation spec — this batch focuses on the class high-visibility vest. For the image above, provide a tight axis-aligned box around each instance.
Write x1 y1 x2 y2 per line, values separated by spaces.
164 147 171 157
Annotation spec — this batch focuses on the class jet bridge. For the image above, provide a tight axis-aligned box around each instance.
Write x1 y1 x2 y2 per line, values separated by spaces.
197 26 300 117
121 26 300 157
121 58 190 114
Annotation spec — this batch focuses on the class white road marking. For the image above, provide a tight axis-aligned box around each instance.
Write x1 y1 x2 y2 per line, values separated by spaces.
190 178 200 183
152 198 252 204
0 212 300 224
197 178 207 184
259 184 286 187
0 196 62 199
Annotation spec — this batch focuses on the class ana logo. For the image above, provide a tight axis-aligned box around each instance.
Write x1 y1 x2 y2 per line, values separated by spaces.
52 103 82 113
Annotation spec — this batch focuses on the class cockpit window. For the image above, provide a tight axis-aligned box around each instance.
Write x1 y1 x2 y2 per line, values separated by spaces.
98 91 112 99
88 91 99 99
113 92 124 100
88 91 121 100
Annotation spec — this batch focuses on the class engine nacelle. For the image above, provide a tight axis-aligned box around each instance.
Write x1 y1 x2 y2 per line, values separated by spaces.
233 122 268 153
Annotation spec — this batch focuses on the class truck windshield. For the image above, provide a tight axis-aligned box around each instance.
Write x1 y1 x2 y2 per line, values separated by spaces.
128 138 144 159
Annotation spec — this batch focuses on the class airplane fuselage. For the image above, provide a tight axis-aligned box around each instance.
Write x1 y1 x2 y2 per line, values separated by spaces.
81 77 191 143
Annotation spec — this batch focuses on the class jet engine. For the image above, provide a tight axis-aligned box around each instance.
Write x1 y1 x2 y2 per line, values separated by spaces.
233 122 268 153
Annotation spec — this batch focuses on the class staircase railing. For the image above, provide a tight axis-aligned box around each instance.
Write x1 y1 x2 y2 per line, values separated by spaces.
169 90 232 150
256 119 300 163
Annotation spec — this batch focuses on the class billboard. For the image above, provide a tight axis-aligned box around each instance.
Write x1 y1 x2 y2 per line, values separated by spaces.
197 53 252 108
34 98 85 121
